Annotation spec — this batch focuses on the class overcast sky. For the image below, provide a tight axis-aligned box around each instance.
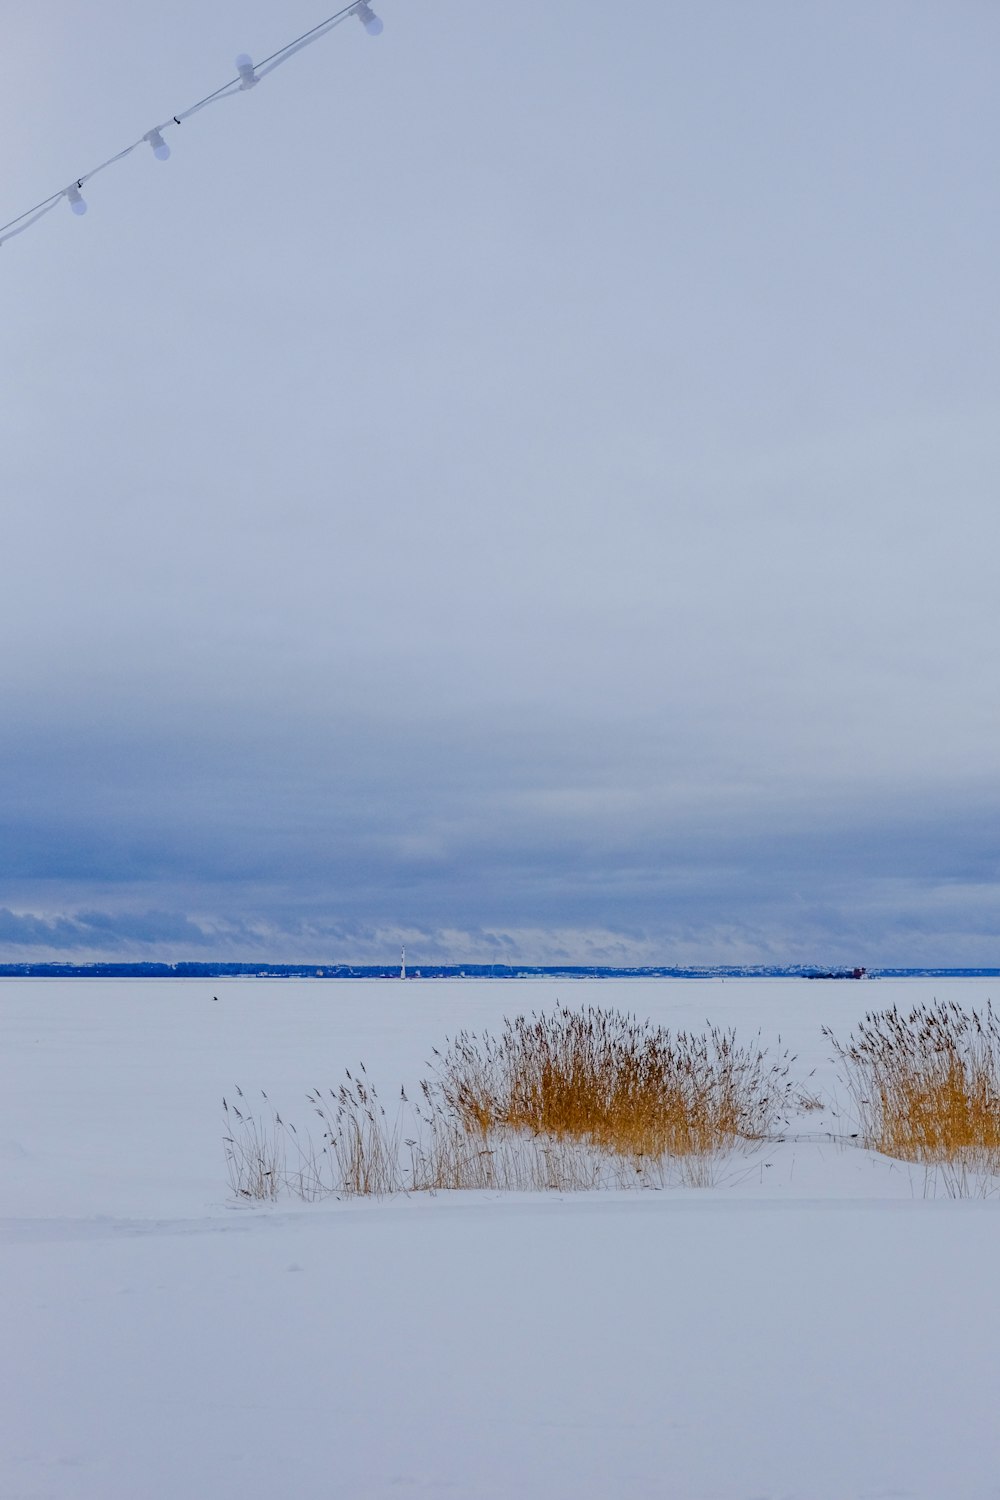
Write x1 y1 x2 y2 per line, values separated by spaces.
2 1 998 965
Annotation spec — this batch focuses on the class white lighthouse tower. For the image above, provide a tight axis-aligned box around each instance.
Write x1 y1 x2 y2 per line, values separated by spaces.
400 945 406 981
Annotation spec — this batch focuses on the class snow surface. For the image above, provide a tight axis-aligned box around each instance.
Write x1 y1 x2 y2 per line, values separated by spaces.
3 976 1000 1499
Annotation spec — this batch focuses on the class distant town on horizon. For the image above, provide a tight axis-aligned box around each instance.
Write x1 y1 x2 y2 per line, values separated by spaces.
2 962 999 980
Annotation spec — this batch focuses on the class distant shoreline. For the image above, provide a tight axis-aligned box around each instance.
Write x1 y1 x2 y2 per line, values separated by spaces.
1 963 998 980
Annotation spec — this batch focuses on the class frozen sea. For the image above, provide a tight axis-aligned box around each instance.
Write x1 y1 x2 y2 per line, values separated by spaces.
3 975 999 1499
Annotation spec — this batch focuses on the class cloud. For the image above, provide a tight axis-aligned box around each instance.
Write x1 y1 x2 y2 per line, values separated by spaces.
2 694 999 964
2 863 999 968
3 1 998 966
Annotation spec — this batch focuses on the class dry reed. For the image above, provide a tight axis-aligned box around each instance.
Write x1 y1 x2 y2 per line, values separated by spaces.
432 1005 795 1160
824 1000 1000 1174
225 1005 799 1199
223 1088 284 1201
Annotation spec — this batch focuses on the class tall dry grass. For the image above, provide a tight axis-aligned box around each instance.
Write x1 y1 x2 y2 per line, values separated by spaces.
824 1000 1000 1175
433 1005 795 1159
223 1088 284 1201
225 1005 799 1199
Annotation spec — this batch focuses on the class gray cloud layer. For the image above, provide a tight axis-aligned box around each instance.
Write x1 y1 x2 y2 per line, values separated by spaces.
2 2 998 962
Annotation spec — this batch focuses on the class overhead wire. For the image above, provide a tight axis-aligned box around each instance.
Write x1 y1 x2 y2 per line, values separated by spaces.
0 1 384 249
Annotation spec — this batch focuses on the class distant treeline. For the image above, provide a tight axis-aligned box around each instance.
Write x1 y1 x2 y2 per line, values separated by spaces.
1 963 998 980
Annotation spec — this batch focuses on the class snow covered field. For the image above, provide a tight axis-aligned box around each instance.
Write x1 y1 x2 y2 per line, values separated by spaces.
3 976 999 1500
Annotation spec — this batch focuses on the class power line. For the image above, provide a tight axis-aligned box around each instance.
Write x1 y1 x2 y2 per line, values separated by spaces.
0 1 386 249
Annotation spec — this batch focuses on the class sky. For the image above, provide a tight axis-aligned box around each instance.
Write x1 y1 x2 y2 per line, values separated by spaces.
2 0 998 966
